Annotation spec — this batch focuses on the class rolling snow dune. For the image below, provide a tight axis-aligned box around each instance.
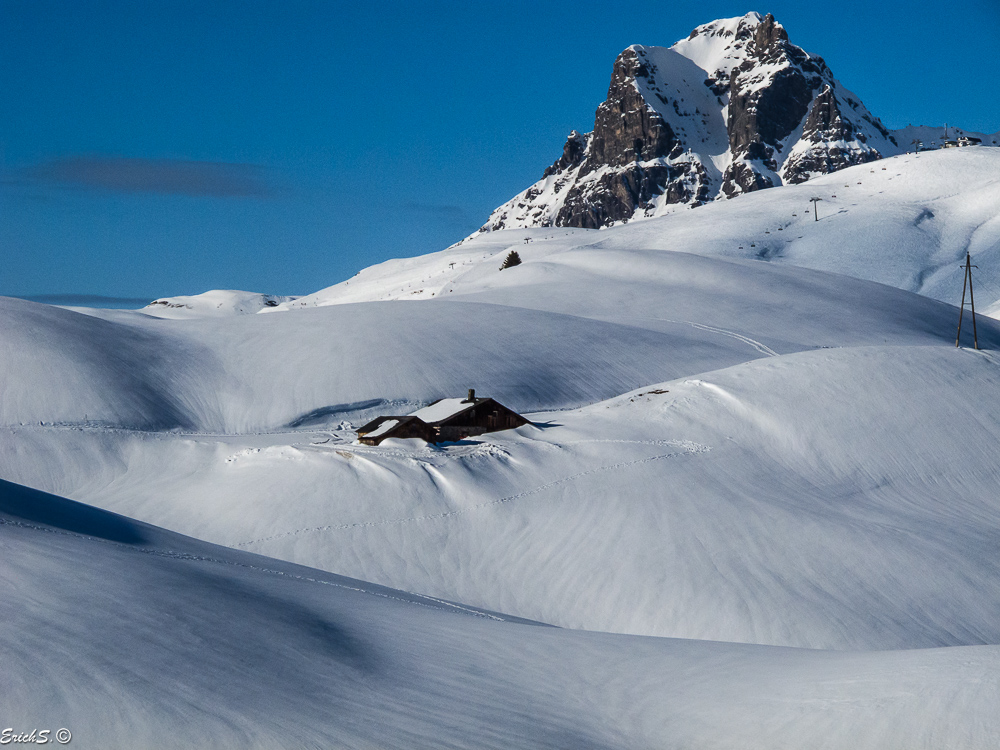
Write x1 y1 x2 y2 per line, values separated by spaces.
3 478 1000 750
0 294 746 433
0 298 226 431
10 344 1000 651
0 245 986 434
3 194 1000 654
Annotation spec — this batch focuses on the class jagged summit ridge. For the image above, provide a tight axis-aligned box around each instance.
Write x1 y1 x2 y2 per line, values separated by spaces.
481 13 914 232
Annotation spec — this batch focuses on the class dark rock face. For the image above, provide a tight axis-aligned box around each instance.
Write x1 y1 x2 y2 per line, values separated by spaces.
728 68 813 152
722 14 829 196
543 131 589 178
548 45 713 228
530 46 709 230
554 160 710 228
584 48 679 171
783 86 882 182
805 85 852 136
721 141 778 198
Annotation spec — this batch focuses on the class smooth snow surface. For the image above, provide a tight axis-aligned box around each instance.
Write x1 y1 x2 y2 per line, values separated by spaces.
4 479 1000 749
4 146 1000 746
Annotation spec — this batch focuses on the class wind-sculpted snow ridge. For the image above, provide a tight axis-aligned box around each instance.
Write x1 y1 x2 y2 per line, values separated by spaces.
480 12 999 231
4 478 1000 749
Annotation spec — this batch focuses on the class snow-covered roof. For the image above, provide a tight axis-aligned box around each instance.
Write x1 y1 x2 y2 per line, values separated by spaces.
363 418 400 439
409 398 478 424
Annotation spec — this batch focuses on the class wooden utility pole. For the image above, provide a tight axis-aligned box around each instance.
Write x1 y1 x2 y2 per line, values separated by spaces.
955 252 979 349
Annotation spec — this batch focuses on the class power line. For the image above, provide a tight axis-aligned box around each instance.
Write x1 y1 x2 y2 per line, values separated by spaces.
956 252 980 350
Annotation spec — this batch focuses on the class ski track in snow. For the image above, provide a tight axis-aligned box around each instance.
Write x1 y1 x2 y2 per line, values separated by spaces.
677 320 780 357
0 517 510 622
234 440 711 548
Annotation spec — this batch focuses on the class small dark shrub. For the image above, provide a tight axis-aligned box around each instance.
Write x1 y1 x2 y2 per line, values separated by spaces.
500 250 522 270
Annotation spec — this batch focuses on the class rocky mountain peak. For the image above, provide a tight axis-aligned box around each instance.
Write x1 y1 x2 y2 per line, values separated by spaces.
753 12 787 52
479 13 911 233
585 47 680 171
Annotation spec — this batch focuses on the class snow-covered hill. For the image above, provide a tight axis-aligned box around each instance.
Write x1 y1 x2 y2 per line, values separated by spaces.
140 289 297 318
279 148 1000 311
6 479 1000 749
480 12 999 231
10 339 1000 652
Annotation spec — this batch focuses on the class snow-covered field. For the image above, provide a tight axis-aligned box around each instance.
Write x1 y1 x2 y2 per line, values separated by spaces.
5 481 1000 749
4 148 1000 747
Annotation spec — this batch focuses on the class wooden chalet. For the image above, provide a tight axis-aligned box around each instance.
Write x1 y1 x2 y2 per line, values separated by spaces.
356 390 530 446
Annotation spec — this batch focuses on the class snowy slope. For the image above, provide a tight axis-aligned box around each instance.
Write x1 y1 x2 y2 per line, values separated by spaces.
286 148 1000 312
0 291 776 434
5 479 1000 749
8 341 1000 650
591 148 1000 306
4 216 1000 649
0 229 976 436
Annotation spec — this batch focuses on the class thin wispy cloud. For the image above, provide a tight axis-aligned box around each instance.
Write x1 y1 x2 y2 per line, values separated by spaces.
18 156 273 198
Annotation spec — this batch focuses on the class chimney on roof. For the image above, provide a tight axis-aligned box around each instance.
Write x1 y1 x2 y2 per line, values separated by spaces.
465 388 475 403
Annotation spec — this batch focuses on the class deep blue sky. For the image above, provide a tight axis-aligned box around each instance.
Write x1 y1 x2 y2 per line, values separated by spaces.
2 1 998 303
